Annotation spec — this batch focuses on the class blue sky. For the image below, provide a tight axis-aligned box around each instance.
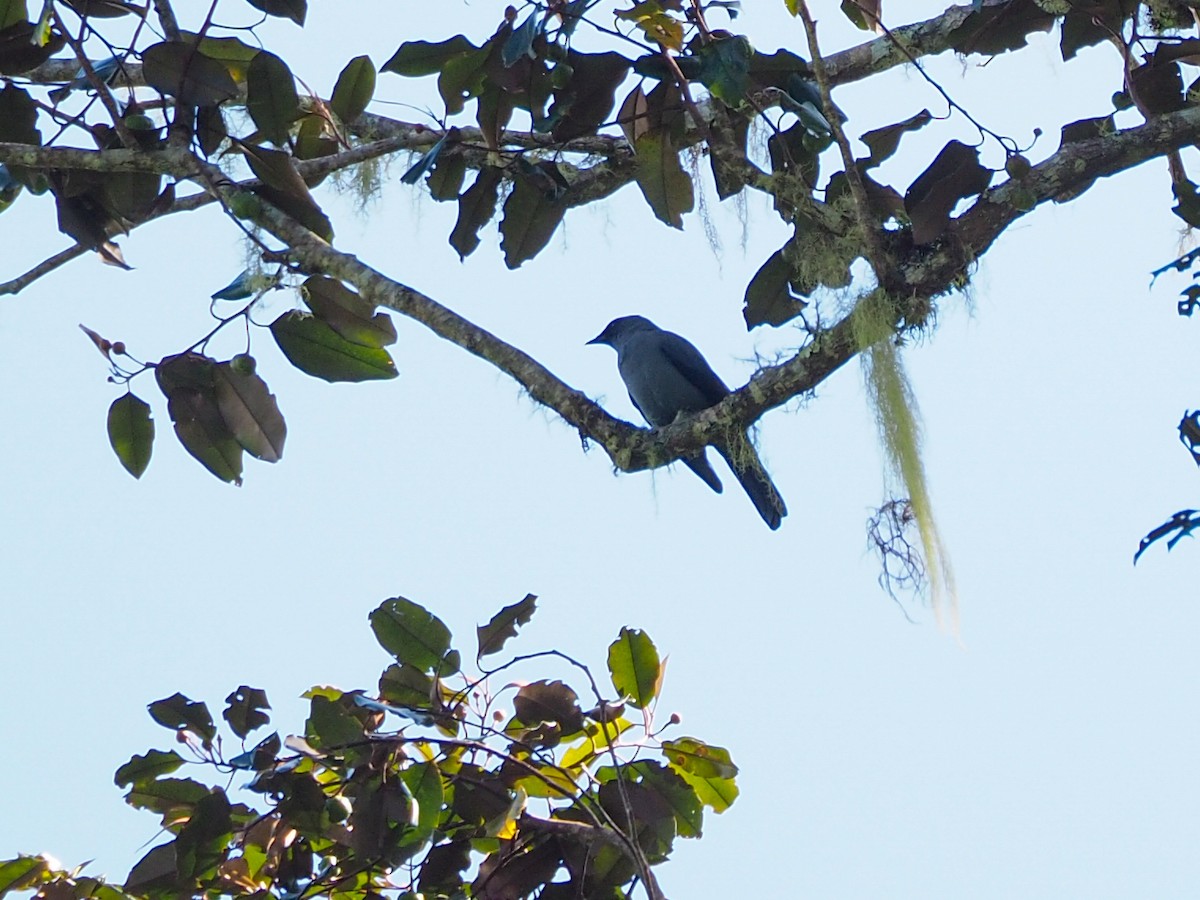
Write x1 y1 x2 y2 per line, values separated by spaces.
2 2 1199 897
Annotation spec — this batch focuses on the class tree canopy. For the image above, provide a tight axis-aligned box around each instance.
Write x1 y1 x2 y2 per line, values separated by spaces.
4 0 1200 896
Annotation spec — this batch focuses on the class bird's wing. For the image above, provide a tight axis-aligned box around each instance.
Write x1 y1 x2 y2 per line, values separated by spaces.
657 333 731 407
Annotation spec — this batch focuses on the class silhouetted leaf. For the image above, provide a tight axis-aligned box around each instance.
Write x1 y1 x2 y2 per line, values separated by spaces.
860 108 932 168
330 55 375 123
166 388 244 484
607 628 663 709
904 139 992 245
744 244 807 329
550 50 631 141
500 172 567 268
948 0 1054 56
629 760 703 838
1129 57 1185 114
476 593 537 658
213 360 285 462
1061 0 1135 61
174 789 232 880
242 143 333 241
148 693 217 745
450 166 502 259
634 131 693 229
124 844 176 894
61 0 133 17
196 105 226 156
223 686 271 738
300 275 397 348
142 41 238 107
114 750 185 788
379 663 435 708
246 51 300 145
0 84 38 145
437 44 489 114
270 310 398 382
513 681 583 733
244 0 305 25
371 597 459 675
107 393 154 479
427 152 467 201
419 841 471 895
383 36 476 77
0 20 64 75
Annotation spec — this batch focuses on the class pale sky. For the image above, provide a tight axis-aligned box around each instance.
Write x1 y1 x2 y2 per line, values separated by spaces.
2 3 1199 898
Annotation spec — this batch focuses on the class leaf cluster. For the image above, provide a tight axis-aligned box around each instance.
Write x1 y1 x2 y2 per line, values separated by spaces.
0 595 737 900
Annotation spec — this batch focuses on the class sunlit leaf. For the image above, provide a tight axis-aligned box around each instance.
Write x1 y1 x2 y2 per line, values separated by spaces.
107 393 154 478
270 310 398 382
370 596 459 675
607 627 663 709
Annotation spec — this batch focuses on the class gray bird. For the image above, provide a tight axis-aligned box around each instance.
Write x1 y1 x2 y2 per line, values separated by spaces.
587 315 787 530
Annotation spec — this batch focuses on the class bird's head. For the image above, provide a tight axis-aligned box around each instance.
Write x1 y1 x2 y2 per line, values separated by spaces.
586 315 657 348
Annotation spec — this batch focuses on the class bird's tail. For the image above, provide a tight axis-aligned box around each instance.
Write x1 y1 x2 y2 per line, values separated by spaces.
716 435 787 530
683 452 723 494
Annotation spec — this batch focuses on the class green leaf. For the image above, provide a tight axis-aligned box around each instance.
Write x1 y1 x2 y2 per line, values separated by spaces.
125 777 209 815
306 695 365 749
244 0 306 26
476 593 537 658
668 763 738 813
148 693 217 745
427 152 467 201
107 393 154 478
0 1 27 31
300 275 397 348
370 597 459 675
436 45 489 115
499 172 567 268
694 34 753 104
223 686 270 738
607 627 663 709
379 663 435 708
0 855 50 899
114 749 185 788
330 55 375 123
660 737 738 779
213 360 286 461
142 41 238 107
450 166 502 259
174 790 232 880
270 310 398 382
383 36 476 77
246 51 300 145
401 762 444 840
630 760 704 837
634 130 693 229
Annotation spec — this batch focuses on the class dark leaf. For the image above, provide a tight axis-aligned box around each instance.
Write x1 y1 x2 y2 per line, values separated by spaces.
305 695 364 749
293 114 337 171
228 731 281 770
550 50 631 141
450 166 502 259
379 663 435 708
607 627 663 709
476 593 537 659
513 680 583 733
633 130 693 229
418 841 471 895
499 171 568 268
142 41 238 107
107 393 154 478
196 105 226 156
270 310 398 382
242 143 333 241
60 0 134 17
744 244 807 329
124 844 176 894
947 0 1055 56
174 789 232 879
244 0 306 26
300 275 397 348
124 777 208 816
330 55 375 124
860 109 933 168
1129 57 1185 115
1173 179 1200 229
246 51 300 145
166 388 244 484
213 360 286 461
383 36 476 77
147 693 217 745
630 760 703 838
747 47 810 91
223 686 271 738
1061 0 1136 61
54 191 112 250
0 20 65 75
840 0 880 30
472 839 561 899
0 83 39 145
904 139 992 245
598 779 675 862
427 152 467 201
475 84 514 152
369 596 459 675
1135 509 1200 563
0 0 26 30
437 45 489 115
114 750 185 788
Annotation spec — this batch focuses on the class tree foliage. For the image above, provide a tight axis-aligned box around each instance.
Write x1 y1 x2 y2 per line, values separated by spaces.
0 595 731 900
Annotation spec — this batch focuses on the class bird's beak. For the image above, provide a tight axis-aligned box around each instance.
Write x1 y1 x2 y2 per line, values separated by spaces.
585 332 604 346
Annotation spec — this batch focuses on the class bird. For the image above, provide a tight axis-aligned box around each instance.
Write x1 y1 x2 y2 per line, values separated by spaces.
587 315 787 530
